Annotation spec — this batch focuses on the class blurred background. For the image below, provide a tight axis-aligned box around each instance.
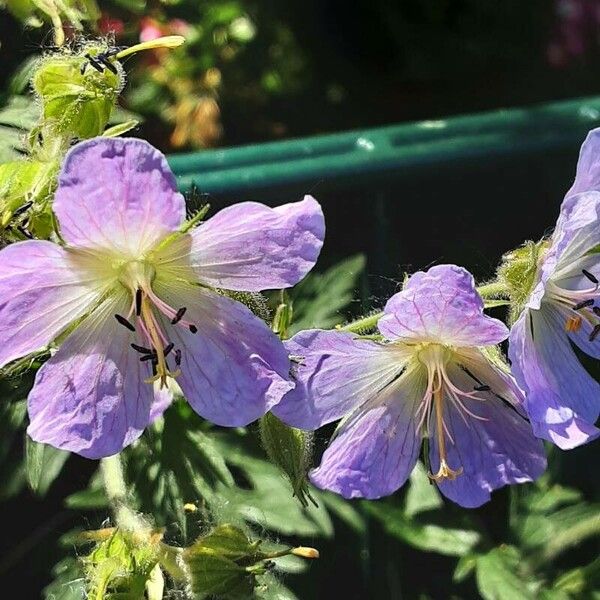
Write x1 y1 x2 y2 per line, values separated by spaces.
1 1 600 599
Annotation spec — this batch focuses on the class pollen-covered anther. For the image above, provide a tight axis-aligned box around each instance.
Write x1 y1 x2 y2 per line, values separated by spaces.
565 315 583 333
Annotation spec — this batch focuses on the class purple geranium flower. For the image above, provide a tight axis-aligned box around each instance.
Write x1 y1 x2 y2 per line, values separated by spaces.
274 265 545 507
508 129 600 449
0 137 324 459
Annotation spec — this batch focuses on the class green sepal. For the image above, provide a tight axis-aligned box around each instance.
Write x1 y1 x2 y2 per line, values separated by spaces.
183 525 267 599
259 411 316 508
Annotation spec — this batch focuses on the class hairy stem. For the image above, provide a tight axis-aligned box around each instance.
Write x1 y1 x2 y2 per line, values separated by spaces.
476 281 510 299
100 454 147 534
340 312 383 333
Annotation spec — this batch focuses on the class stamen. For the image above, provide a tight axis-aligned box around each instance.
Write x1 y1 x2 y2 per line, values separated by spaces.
589 324 600 342
582 269 599 285
171 307 187 325
115 314 136 332
140 353 157 362
175 349 182 366
189 324 198 334
428 381 463 483
163 342 174 357
135 289 142 316
593 306 600 317
565 315 582 333
474 384 491 392
131 343 153 354
574 299 594 310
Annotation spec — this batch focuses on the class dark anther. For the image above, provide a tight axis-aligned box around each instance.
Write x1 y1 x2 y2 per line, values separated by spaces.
140 353 157 362
574 299 595 311
135 289 142 317
131 343 153 355
16 225 33 239
590 324 600 342
474 384 491 392
583 269 599 285
175 349 182 366
163 342 174 357
151 360 158 376
115 314 136 332
593 307 600 317
85 54 104 73
13 201 33 217
171 307 187 325
96 54 117 74
189 324 198 334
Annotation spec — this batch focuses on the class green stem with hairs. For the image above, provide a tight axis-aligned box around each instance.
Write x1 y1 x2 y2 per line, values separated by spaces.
340 312 383 333
476 281 510 300
100 454 147 534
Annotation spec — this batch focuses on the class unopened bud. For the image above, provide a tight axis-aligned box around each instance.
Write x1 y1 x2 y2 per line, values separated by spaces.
259 412 316 508
291 546 320 559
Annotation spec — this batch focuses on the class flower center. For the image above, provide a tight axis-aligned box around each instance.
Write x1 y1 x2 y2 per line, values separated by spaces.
413 343 489 482
113 259 198 389
547 268 600 341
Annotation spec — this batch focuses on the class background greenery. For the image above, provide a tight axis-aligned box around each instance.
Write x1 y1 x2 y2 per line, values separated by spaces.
1 1 600 599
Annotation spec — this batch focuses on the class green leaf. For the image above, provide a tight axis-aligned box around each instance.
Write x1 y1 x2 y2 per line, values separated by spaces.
25 437 70 496
404 461 443 518
290 254 365 334
0 95 39 161
191 524 263 563
43 556 86 600
319 491 366 534
212 431 334 538
475 546 537 600
364 501 481 557
184 547 254 599
453 554 477 583
124 402 235 535
523 503 600 565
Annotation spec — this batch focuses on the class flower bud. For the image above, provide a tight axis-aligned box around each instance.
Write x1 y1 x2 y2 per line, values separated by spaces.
496 239 548 324
259 411 316 508
32 47 124 140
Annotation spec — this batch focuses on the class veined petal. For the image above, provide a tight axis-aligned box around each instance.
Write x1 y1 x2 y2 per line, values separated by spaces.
0 240 105 369
550 192 600 278
379 265 508 346
54 138 185 256
27 293 171 459
429 360 546 508
508 308 600 449
154 283 293 426
272 329 407 430
188 196 324 291
566 128 600 197
310 367 424 499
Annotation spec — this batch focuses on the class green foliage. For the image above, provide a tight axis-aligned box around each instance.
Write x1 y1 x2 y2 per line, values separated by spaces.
25 438 69 496
288 254 366 334
0 95 39 162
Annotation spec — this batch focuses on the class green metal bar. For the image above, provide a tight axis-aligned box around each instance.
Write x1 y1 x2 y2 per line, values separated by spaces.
168 96 600 194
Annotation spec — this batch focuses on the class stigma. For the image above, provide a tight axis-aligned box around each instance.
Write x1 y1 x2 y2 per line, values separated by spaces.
413 343 491 483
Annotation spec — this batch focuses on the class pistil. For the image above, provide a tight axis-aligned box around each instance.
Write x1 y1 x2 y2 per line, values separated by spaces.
428 381 463 483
